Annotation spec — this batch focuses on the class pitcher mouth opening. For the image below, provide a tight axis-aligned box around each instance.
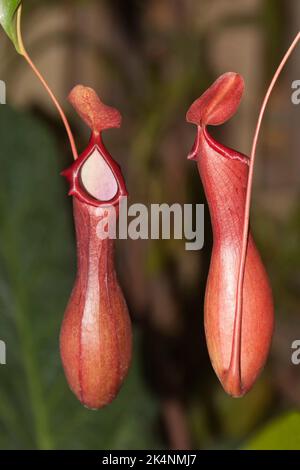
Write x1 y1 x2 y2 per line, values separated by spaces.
61 133 128 208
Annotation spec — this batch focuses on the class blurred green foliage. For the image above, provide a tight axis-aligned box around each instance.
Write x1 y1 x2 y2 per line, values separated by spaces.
243 412 300 450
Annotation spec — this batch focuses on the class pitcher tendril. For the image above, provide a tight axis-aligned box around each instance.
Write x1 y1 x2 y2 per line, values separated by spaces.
16 6 78 160
234 31 300 385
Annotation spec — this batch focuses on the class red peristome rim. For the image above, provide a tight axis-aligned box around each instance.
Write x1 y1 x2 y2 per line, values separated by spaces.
61 132 128 208
187 127 249 164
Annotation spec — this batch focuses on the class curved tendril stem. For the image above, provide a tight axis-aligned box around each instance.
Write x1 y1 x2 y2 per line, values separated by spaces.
16 6 78 160
229 31 300 390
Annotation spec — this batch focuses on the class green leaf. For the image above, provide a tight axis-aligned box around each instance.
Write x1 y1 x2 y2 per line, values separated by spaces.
243 411 300 450
0 0 22 52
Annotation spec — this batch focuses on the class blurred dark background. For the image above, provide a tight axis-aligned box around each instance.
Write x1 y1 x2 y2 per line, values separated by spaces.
0 0 299 450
